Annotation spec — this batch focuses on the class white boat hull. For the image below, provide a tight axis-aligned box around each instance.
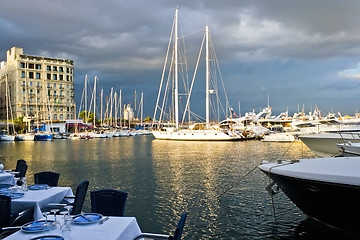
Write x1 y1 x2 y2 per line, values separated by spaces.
262 132 296 142
0 135 15 141
152 129 241 141
15 134 35 141
299 133 360 157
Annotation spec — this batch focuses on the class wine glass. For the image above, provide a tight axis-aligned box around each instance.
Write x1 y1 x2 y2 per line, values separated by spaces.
43 212 50 223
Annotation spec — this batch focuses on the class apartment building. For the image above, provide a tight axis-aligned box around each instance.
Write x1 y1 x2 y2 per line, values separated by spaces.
0 47 76 122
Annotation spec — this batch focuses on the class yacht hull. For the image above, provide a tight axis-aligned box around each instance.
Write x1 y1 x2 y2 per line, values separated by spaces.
259 158 360 236
15 134 35 141
152 129 242 141
299 133 360 157
0 135 15 141
34 134 53 141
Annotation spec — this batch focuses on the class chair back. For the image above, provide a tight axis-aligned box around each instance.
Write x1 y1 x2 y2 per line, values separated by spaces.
172 212 188 240
34 171 60 187
71 180 89 215
90 189 128 216
15 159 26 178
18 163 28 178
0 195 11 228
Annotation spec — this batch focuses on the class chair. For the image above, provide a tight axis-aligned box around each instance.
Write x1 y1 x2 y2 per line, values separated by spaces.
34 171 60 187
0 195 34 236
90 189 128 216
67 180 89 215
42 180 89 215
15 163 28 186
133 212 188 240
13 159 26 178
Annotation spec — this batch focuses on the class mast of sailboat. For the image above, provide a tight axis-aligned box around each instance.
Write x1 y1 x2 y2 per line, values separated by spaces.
93 76 97 128
205 25 210 129
5 75 9 134
174 8 179 130
100 88 103 127
84 75 88 125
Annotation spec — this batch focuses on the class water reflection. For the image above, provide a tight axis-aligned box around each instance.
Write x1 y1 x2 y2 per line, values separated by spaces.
0 137 347 239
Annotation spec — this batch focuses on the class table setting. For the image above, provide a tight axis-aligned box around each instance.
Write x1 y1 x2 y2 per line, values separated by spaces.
4 205 142 240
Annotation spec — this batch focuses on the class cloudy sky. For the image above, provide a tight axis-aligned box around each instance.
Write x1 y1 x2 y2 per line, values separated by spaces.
1 0 360 119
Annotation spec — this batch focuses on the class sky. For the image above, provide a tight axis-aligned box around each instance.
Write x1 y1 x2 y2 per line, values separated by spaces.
1 0 360 119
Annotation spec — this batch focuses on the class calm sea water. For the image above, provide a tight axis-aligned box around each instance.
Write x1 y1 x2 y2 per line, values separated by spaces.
0 136 357 239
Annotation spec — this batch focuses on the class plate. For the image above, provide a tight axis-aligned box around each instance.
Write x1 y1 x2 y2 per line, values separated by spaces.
72 213 103 224
21 220 56 233
30 235 64 240
29 184 49 190
0 192 24 199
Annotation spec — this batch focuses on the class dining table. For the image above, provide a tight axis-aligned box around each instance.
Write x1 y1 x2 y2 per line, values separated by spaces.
4 215 142 240
0 171 16 186
11 186 74 220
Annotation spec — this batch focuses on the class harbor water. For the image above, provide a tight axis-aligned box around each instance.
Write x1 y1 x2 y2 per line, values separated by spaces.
0 136 356 239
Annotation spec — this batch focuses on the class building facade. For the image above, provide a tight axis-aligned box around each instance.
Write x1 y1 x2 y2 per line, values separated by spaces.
0 47 76 122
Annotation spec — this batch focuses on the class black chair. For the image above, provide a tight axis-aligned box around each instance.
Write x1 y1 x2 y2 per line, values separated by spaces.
42 180 89 215
133 212 188 240
13 159 26 178
90 189 128 216
67 180 89 215
0 195 34 236
34 171 60 187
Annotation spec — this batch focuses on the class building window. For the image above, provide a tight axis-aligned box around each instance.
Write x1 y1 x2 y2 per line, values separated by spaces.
54 91 57 96
22 71 25 78
29 72 34 78
36 73 41 79
60 84 63 89
54 83 56 88
23 89 26 94
66 75 69 81
54 114 57 120
60 107 63 111
36 64 41 70
28 63 34 69
37 98 40 102
53 66 57 71
48 90 51 96
30 82 33 86
47 66 51 71
37 89 40 94
37 82 40 87
29 98 32 103
47 73 51 80
54 107 57 111
23 97 25 102
21 62 26 68
29 106 33 111
53 74 57 80
22 81 25 86
59 75 63 80
60 91 63 97
47 83 50 88
59 67 63 72
30 89 33 95
60 114 63 120
23 106 26 110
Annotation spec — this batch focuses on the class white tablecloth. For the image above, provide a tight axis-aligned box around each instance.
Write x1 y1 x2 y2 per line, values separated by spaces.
0 172 15 185
12 187 74 220
4 216 142 240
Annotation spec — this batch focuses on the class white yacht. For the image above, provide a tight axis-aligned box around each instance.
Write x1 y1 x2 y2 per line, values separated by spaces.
152 9 241 141
259 157 360 236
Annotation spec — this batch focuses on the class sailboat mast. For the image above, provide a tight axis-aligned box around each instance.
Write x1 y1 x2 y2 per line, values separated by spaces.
93 76 97 128
5 75 9 133
205 25 210 129
174 8 179 130
85 75 87 125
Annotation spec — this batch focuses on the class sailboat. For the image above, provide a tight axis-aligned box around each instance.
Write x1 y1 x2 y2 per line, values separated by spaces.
0 75 15 141
152 9 241 141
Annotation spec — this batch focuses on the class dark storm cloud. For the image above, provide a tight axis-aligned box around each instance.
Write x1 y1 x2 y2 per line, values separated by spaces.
1 0 360 116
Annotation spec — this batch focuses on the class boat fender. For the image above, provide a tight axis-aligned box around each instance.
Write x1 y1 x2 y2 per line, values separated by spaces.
266 181 280 196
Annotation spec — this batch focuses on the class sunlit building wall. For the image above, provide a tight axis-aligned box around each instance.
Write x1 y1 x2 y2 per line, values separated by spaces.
0 47 76 122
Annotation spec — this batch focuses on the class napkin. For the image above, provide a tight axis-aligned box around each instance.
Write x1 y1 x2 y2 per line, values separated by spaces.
73 214 101 223
23 221 53 231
